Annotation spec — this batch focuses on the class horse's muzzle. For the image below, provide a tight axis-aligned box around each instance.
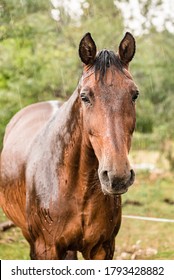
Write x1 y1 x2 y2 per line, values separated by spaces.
99 169 135 195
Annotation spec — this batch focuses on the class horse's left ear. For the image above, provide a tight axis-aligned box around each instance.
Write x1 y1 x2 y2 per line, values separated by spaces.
118 32 136 66
79 33 97 65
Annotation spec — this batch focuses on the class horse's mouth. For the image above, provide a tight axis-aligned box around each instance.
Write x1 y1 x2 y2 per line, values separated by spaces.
102 186 128 196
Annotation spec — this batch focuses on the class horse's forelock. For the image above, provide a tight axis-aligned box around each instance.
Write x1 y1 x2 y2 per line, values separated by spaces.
94 50 123 81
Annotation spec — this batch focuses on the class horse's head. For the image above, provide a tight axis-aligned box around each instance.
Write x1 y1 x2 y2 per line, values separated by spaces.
78 32 139 195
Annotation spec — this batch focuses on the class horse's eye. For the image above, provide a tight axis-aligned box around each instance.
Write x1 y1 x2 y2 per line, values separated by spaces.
80 93 90 104
132 90 139 102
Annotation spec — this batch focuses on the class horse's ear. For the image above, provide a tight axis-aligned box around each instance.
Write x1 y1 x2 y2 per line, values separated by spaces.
118 32 136 66
79 33 97 65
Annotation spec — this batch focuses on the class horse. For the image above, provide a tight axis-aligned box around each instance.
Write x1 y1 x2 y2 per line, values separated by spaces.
0 32 139 259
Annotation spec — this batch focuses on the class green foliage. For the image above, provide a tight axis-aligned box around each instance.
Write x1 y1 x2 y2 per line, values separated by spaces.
132 31 174 135
136 99 154 133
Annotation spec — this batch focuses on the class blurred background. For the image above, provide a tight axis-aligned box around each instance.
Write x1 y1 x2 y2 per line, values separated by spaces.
0 0 174 259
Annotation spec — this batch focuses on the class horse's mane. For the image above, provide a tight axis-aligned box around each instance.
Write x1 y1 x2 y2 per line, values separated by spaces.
94 50 123 81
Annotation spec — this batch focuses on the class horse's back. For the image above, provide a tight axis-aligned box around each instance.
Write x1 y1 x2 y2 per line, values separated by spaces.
0 100 61 228
4 100 60 145
1 101 61 178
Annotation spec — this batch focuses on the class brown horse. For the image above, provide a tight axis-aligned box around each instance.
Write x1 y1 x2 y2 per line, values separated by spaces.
0 32 139 259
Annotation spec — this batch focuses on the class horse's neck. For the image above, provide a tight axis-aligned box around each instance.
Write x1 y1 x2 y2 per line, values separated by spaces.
55 89 99 194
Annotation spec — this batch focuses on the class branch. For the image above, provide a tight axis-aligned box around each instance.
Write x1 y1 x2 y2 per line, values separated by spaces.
0 220 15 232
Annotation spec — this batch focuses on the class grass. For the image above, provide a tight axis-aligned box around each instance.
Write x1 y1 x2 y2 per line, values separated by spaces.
115 172 174 260
0 220 29 259
0 168 174 260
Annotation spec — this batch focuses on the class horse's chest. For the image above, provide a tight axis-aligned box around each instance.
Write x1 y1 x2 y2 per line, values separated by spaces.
53 210 117 255
56 198 119 249
82 203 119 240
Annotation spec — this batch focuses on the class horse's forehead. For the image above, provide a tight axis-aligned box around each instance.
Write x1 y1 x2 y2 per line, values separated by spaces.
82 67 133 90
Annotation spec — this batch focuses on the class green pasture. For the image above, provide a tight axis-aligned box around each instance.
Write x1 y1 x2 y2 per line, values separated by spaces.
0 170 173 260
116 172 174 260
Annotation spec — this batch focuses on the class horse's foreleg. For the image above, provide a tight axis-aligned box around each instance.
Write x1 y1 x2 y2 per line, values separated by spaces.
82 239 115 260
29 238 58 260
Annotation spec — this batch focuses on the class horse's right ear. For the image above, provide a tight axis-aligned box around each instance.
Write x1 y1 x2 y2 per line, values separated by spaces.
79 33 97 65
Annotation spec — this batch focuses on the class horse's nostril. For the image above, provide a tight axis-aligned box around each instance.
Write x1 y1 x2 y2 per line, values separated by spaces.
101 170 109 182
130 169 135 181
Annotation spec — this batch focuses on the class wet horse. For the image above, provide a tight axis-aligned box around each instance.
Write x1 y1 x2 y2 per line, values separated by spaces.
0 32 139 259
